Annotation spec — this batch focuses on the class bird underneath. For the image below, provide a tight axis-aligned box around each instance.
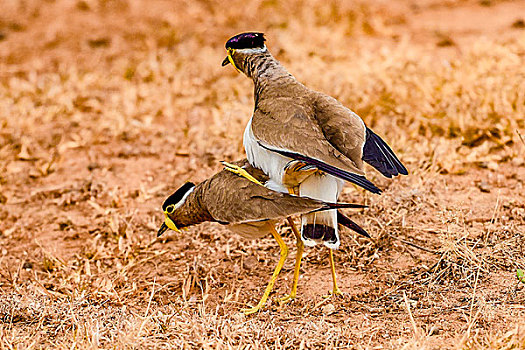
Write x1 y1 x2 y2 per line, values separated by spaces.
222 32 407 296
158 160 368 314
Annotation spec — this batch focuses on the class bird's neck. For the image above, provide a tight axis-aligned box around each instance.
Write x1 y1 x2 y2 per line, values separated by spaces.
174 187 213 228
241 51 290 80
238 51 299 107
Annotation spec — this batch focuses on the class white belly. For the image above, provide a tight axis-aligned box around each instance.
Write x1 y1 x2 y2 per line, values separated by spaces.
243 117 345 249
243 118 289 193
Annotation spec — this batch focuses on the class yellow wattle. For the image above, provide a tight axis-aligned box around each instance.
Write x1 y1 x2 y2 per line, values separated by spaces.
164 214 179 232
227 50 241 73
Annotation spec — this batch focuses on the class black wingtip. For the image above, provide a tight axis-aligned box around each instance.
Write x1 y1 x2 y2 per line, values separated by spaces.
257 142 382 194
337 211 370 238
362 128 408 178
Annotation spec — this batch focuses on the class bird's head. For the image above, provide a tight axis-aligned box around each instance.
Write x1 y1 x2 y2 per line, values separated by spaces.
157 182 196 237
222 32 266 73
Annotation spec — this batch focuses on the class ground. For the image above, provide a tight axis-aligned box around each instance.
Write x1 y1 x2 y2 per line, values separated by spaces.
0 0 524 349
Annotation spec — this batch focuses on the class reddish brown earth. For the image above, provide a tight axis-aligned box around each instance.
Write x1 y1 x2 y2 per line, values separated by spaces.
0 0 524 348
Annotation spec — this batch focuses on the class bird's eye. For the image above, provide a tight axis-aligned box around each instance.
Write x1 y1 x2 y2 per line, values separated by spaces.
165 204 176 214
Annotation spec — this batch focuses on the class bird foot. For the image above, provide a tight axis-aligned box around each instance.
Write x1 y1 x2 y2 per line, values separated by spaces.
278 294 296 305
282 161 317 188
221 161 262 186
323 288 343 299
241 303 265 315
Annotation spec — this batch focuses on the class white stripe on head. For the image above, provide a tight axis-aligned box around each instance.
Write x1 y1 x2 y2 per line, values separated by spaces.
175 186 195 209
234 45 267 55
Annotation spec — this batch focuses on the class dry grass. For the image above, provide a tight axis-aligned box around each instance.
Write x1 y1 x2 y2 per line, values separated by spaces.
1 0 524 348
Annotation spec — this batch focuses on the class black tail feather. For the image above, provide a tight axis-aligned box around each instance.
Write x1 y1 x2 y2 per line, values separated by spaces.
302 224 337 245
362 128 408 178
258 142 382 194
337 211 370 238
324 202 368 209
311 201 366 215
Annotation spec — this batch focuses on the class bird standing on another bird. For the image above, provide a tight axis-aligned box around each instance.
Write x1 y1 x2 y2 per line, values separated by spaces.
222 32 407 297
158 160 367 314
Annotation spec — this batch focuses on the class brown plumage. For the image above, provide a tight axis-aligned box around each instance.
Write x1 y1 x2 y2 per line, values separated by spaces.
158 160 366 238
157 159 367 313
223 32 407 249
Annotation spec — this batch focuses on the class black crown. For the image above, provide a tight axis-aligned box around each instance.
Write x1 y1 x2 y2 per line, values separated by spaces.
225 32 265 50
162 182 195 211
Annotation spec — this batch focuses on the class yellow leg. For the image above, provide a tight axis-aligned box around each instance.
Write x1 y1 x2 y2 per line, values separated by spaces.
243 226 288 315
279 216 304 304
221 161 262 186
328 249 342 296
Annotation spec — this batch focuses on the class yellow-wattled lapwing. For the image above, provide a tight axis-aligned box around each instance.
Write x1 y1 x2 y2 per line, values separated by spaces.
158 160 368 313
222 33 407 297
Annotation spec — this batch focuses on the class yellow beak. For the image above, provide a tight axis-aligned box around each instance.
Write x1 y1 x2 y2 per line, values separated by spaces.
157 222 169 237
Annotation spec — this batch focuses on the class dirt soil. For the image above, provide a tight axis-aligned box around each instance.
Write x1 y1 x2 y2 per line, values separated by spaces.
1 0 524 349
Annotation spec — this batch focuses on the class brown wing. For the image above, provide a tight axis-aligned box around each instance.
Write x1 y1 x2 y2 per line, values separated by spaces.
314 94 408 178
312 93 366 169
252 98 364 175
201 165 330 224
